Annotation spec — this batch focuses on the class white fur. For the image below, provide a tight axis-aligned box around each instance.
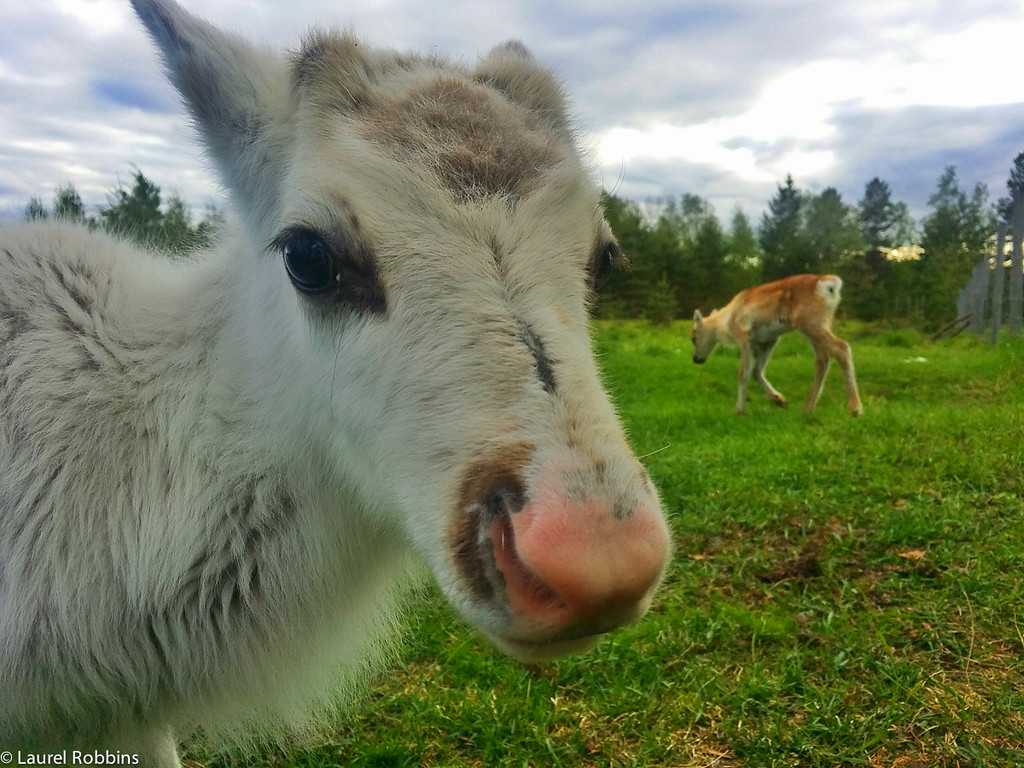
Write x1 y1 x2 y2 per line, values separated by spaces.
0 0 666 763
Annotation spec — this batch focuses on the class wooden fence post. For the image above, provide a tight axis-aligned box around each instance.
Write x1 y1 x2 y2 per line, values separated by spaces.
991 223 1006 345
1011 198 1024 337
969 257 990 334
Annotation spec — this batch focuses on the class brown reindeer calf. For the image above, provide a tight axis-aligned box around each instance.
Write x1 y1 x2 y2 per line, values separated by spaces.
690 274 863 417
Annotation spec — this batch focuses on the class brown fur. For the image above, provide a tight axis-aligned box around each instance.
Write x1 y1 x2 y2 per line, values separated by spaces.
364 77 566 200
293 33 569 202
691 274 863 416
450 440 535 602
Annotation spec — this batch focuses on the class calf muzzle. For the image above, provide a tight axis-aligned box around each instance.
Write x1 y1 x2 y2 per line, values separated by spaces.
452 446 671 660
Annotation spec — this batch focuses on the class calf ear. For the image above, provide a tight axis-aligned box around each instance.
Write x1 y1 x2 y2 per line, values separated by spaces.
131 0 291 218
474 41 572 141
693 310 703 324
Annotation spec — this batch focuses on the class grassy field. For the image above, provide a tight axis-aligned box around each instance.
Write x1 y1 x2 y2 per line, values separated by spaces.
190 320 1024 768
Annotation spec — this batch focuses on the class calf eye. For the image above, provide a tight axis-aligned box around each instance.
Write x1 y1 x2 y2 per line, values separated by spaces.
278 227 335 296
270 225 387 315
591 241 621 290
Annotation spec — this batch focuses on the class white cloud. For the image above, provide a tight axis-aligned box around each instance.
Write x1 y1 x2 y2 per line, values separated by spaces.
597 123 774 182
51 0 133 35
2 0 1023 223
592 5 1024 210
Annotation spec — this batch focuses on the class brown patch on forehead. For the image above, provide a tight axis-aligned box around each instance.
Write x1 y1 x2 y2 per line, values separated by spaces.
362 77 566 201
292 30 420 112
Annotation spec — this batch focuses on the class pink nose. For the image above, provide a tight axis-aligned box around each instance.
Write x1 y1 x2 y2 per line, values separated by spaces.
487 495 670 637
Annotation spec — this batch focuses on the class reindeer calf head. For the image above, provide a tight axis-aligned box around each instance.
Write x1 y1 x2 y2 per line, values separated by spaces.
134 0 670 661
691 309 722 364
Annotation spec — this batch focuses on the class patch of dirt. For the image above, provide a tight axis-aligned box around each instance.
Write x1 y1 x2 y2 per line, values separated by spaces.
758 552 823 584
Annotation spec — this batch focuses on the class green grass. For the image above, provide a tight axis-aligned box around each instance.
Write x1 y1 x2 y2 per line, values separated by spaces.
187 321 1024 768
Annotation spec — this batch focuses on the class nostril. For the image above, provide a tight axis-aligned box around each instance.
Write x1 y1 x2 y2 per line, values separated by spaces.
484 485 525 519
451 446 669 648
488 510 566 620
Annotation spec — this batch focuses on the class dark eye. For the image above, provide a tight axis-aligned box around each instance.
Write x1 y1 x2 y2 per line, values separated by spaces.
270 224 388 315
591 241 620 290
278 228 335 296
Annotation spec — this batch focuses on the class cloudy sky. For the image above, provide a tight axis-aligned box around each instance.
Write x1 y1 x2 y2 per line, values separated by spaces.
3 0 1024 228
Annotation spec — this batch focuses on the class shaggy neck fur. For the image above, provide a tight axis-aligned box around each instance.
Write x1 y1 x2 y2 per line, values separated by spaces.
0 225 412 745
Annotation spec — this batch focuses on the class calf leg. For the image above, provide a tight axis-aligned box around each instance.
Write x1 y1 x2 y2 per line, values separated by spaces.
803 330 863 416
830 335 863 417
803 343 831 413
735 342 753 415
752 340 787 408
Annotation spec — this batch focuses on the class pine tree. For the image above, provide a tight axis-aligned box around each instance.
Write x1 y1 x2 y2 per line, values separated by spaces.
996 151 1024 224
805 187 864 272
859 178 898 249
759 175 814 280
598 193 651 318
53 183 87 223
21 170 220 257
24 197 48 221
721 207 761 301
688 213 729 311
99 169 163 246
195 203 226 250
160 194 196 254
728 207 759 267
919 166 992 323
850 178 898 319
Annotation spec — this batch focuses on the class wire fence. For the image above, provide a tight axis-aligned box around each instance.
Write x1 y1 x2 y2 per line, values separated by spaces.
955 200 1024 344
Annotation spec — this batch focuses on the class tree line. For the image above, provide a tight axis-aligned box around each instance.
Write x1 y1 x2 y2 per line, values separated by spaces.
600 156 1024 328
21 155 1024 329
23 169 222 256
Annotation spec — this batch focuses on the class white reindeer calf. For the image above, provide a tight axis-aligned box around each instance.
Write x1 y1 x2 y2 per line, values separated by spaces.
0 0 671 763
691 274 863 416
